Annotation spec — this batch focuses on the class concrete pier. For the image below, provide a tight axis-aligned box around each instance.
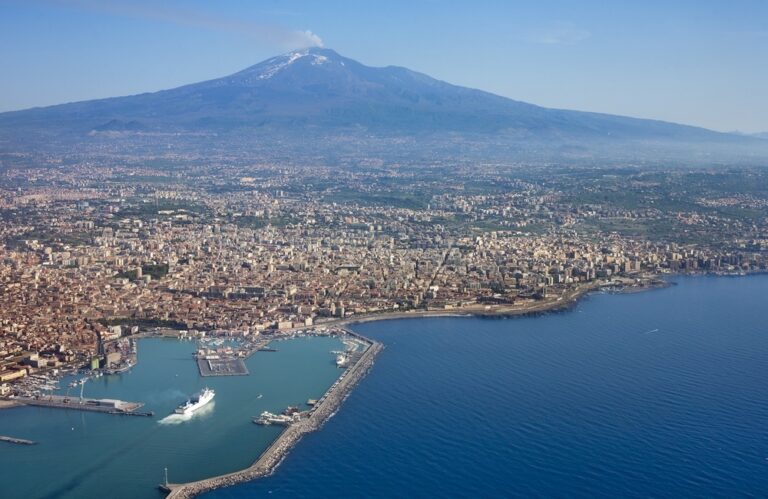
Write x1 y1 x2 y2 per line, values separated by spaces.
197 358 249 377
195 338 271 377
0 435 36 445
163 330 382 499
12 395 146 414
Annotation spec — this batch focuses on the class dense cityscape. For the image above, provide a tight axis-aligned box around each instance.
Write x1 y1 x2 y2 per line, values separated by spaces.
2 158 767 388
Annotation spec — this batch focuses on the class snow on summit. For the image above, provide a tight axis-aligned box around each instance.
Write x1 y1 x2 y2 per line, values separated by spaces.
254 50 330 80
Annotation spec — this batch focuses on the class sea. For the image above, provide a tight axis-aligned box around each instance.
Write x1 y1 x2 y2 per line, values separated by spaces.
2 275 768 498
206 275 768 498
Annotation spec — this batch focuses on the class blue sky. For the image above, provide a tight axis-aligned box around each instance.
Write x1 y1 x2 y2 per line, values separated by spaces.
1 0 767 132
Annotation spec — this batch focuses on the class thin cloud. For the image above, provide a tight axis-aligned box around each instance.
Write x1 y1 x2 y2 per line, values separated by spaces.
43 0 323 49
524 22 591 45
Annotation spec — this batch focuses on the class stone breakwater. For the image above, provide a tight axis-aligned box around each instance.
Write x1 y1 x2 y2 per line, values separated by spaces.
164 334 383 499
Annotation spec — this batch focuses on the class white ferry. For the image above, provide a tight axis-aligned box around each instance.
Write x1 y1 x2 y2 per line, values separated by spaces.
174 388 215 415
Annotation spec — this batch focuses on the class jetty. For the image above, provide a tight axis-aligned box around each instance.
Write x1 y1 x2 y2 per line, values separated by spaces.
161 329 382 498
195 338 272 377
11 395 148 415
196 357 249 377
0 435 36 445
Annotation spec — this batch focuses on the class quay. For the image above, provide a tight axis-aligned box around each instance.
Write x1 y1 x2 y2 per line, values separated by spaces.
10 395 147 415
0 435 36 445
195 338 272 377
110 409 155 417
196 357 249 377
161 328 382 498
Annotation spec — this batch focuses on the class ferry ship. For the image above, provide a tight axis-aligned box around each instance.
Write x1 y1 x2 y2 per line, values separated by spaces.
174 388 215 415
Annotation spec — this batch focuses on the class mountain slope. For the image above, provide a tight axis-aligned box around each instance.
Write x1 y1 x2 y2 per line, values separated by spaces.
0 48 757 147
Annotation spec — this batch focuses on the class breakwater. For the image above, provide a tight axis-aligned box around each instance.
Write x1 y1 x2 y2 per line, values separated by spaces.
163 331 383 499
0 435 36 445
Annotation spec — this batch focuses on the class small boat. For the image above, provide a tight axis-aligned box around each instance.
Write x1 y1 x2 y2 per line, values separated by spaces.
336 353 349 368
253 411 295 426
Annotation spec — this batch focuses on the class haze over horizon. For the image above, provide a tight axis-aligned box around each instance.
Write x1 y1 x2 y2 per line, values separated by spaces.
1 0 767 133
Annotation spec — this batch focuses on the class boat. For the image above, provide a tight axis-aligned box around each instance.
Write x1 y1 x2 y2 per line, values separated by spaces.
336 353 349 368
253 410 296 426
174 388 215 415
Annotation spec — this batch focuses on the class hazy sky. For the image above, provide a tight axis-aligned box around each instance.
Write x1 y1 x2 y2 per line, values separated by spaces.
2 0 767 132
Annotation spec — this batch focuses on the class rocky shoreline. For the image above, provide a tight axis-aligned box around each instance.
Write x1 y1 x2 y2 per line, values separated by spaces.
338 276 670 326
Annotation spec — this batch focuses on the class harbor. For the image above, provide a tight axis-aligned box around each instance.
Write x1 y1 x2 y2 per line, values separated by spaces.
0 333 353 499
194 327 361 378
161 328 383 499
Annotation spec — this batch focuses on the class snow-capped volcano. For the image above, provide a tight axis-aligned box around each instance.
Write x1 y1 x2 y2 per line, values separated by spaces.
0 47 756 149
240 48 334 82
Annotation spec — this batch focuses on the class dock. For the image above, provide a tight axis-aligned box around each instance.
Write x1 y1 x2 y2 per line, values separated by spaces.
0 435 36 445
195 338 272 377
162 328 382 498
11 395 147 415
196 358 249 377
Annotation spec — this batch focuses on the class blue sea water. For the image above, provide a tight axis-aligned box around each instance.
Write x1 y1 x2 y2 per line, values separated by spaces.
206 275 768 498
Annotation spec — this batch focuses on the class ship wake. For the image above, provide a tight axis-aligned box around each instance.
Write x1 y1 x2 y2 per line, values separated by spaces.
158 400 216 425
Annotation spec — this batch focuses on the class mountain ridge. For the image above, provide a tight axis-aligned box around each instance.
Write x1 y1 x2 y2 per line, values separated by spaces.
0 47 762 157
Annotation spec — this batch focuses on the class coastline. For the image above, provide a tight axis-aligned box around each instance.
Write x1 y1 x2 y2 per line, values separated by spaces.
3 272 763 497
337 276 670 326
159 276 668 498
2 272 742 495
1 275 672 499
0 399 21 410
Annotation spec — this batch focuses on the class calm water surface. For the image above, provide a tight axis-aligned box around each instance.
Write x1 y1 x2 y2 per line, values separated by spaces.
206 275 768 498
0 336 344 499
